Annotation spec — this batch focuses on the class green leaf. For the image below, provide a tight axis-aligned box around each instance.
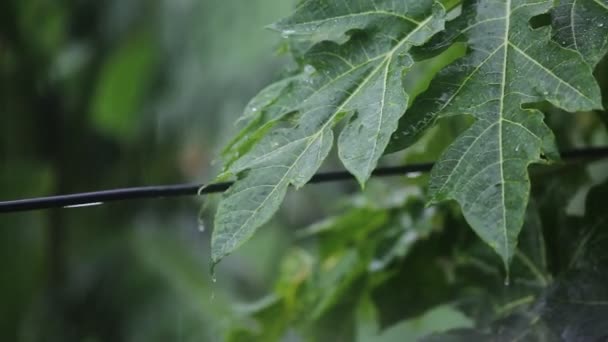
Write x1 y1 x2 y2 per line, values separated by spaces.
312 249 366 319
91 29 157 141
533 180 608 340
358 302 474 342
391 0 602 270
425 180 608 340
426 247 608 341
221 75 303 169
542 268 608 340
212 0 448 264
271 0 447 43
226 296 290 342
552 0 608 67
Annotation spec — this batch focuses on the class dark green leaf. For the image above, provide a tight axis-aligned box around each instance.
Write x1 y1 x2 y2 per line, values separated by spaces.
552 0 608 67
390 0 602 270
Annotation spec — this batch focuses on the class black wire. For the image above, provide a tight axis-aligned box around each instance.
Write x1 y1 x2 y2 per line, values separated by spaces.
1 147 607 214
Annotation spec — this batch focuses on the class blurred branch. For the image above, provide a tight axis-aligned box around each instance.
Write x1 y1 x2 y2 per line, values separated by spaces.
1 146 608 213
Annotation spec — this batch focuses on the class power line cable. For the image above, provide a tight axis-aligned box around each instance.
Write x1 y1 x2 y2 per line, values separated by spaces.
1 146 607 213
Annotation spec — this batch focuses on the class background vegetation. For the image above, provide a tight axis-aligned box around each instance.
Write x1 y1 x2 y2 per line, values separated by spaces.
1 0 299 340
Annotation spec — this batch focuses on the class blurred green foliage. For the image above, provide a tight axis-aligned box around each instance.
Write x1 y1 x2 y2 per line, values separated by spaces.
90 29 157 140
0 0 299 340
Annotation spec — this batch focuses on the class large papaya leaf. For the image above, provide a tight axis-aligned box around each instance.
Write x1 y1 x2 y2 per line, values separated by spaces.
211 1 450 264
552 0 608 67
391 0 602 270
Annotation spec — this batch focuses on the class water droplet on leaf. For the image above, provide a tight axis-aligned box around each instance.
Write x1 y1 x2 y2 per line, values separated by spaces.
397 54 414 68
281 29 295 38
304 64 316 75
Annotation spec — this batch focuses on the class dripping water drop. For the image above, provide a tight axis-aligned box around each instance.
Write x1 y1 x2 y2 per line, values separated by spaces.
209 262 218 301
210 262 218 284
198 217 206 232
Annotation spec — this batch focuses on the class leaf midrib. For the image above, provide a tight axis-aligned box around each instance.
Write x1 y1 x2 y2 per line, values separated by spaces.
432 1 512 261
497 0 512 265
363 58 392 178
571 0 579 52
592 0 608 11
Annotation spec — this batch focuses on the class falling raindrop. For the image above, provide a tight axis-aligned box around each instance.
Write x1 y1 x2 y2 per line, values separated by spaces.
504 274 510 286
210 262 218 284
599 23 605 28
